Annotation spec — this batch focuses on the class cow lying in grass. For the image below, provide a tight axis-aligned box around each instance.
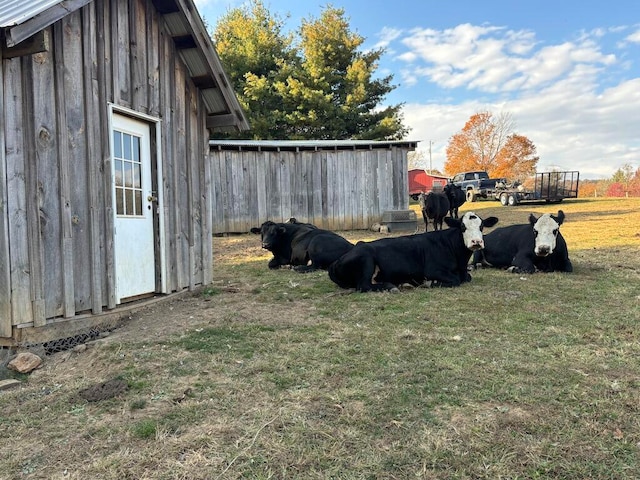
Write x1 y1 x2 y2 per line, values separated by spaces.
472 210 573 273
328 211 499 292
250 220 353 272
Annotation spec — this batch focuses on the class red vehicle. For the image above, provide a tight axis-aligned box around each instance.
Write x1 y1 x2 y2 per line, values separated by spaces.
408 169 449 200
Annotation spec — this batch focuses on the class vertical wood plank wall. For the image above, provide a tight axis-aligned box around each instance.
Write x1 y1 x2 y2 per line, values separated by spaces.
209 145 411 234
0 0 213 333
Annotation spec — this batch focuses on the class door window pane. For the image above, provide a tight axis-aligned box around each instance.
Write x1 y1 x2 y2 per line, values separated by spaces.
125 189 134 216
113 131 122 158
133 163 141 188
133 136 140 162
113 129 144 217
115 159 123 187
134 190 142 215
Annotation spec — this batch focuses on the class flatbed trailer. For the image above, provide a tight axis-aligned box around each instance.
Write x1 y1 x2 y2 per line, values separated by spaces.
494 171 580 206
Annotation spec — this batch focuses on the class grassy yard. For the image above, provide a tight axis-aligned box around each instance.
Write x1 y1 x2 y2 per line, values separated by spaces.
1 198 639 479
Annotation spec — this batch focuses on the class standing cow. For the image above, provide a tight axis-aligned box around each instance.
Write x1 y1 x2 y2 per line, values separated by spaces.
250 220 353 272
328 212 499 292
418 192 450 231
444 182 466 219
472 210 572 273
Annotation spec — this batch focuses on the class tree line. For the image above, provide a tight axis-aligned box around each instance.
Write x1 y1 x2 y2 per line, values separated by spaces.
579 165 640 198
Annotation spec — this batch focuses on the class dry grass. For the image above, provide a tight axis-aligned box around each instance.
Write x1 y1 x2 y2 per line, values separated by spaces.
1 197 639 479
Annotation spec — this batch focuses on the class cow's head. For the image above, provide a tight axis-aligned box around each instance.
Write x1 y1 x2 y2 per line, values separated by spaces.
529 210 565 257
418 192 427 209
250 221 286 251
445 212 499 250
443 182 461 195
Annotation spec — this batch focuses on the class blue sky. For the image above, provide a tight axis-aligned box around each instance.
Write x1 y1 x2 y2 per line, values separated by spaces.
194 0 640 179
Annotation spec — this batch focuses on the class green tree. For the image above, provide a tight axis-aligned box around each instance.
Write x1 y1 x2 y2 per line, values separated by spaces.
611 164 634 186
212 1 295 138
212 1 408 140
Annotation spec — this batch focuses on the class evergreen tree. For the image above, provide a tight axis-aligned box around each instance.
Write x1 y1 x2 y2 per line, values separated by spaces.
212 1 408 140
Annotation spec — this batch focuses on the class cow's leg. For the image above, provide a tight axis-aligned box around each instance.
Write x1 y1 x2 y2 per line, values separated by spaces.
422 210 429 231
430 275 463 288
509 253 536 273
268 256 287 269
369 265 400 292
306 239 348 271
355 255 378 292
354 256 397 292
292 262 317 273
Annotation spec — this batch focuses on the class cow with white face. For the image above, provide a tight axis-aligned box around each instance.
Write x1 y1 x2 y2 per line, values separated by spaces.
460 211 491 251
532 212 563 257
328 211 499 292
473 210 573 273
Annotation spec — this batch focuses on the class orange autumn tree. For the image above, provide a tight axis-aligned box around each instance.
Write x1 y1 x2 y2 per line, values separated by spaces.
444 111 538 181
493 134 539 181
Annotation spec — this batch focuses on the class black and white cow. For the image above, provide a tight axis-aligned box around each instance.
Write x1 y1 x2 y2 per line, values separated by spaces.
328 212 499 292
418 192 450 231
472 210 572 273
250 220 353 272
444 182 466 219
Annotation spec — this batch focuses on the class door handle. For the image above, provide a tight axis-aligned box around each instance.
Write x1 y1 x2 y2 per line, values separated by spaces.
147 195 158 202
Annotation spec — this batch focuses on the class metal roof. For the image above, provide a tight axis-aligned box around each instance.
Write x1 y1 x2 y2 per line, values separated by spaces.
0 0 60 27
0 0 249 132
209 139 419 152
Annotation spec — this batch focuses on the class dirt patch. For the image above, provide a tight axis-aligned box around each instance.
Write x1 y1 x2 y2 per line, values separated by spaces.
77 378 128 402
93 231 357 345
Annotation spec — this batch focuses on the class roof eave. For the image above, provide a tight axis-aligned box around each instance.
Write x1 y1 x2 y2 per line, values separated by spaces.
2 0 249 132
168 0 250 132
2 0 92 46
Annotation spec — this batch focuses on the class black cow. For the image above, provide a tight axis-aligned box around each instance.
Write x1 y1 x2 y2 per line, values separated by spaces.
286 217 316 228
328 212 499 292
472 210 572 273
418 192 450 231
444 182 466 219
250 220 353 272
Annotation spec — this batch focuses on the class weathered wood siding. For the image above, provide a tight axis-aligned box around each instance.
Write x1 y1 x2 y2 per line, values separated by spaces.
0 0 213 337
209 144 412 233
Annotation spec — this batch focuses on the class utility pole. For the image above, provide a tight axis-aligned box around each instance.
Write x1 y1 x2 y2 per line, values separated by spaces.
429 141 433 173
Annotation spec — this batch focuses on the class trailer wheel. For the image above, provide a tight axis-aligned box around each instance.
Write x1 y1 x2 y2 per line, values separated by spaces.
500 193 509 206
466 190 477 202
508 194 518 206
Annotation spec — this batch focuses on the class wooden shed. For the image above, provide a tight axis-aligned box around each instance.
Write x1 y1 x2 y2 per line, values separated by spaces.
0 0 249 347
209 140 417 233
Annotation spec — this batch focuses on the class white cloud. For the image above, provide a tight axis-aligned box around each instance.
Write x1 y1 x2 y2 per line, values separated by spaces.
397 25 617 95
392 23 639 178
373 27 403 50
625 29 640 43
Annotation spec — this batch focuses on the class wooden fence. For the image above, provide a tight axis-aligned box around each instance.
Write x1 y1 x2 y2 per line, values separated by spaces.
209 141 416 233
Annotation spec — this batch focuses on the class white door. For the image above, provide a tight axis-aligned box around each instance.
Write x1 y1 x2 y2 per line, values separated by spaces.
112 114 155 302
